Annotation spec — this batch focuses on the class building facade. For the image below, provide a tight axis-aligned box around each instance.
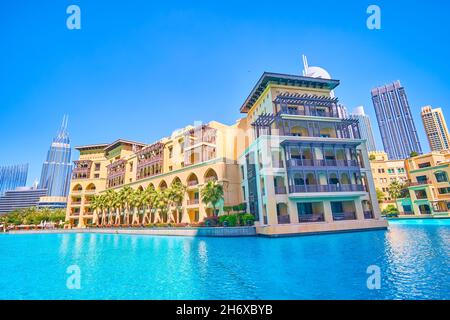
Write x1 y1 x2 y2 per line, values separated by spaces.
0 163 28 195
369 151 407 210
0 187 48 214
350 106 377 152
238 72 387 236
66 121 247 227
395 152 450 216
65 69 387 235
421 106 450 152
39 116 72 198
371 81 422 160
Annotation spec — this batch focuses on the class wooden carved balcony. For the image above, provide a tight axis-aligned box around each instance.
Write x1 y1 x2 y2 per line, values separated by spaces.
184 125 217 149
136 142 164 180
72 160 93 179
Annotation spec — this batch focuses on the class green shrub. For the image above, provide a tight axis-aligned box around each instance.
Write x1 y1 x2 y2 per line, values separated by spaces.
241 213 255 226
204 216 219 227
382 205 399 217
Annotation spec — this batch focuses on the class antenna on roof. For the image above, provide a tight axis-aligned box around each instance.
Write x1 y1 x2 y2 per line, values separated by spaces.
302 54 309 76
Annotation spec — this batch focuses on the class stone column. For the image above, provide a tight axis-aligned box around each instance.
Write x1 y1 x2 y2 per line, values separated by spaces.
323 200 333 223
354 198 365 220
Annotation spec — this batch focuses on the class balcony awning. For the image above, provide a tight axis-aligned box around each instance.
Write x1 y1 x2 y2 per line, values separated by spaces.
274 92 339 106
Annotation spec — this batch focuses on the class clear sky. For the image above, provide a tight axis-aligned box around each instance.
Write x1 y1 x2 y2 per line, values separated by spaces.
1 0 450 184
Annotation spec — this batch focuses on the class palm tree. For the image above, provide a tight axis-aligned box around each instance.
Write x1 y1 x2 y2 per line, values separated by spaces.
143 185 157 224
168 182 187 223
90 195 101 225
155 188 170 223
200 180 224 217
388 180 404 211
376 188 385 204
130 188 145 225
105 189 118 225
98 194 107 225
118 186 134 225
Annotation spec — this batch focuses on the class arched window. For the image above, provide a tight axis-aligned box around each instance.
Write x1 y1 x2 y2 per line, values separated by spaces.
291 126 308 137
204 168 218 183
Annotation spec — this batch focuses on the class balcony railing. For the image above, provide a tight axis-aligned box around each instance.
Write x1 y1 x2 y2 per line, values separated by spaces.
287 159 359 168
289 184 366 193
279 107 339 118
298 213 325 223
364 211 374 219
274 186 287 194
332 212 356 221
277 215 291 224
409 180 432 186
187 180 199 187
187 199 199 205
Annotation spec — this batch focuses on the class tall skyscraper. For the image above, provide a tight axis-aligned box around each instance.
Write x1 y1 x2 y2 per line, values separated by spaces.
350 106 377 152
421 106 450 152
371 81 422 160
0 164 28 195
39 116 72 197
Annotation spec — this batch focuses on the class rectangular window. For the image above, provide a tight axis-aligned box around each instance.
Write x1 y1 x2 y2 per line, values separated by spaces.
94 163 100 171
94 174 99 178
418 162 431 168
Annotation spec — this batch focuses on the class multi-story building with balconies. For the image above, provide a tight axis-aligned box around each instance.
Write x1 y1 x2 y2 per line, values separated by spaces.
238 72 387 235
396 151 450 216
66 68 388 235
369 151 408 210
66 122 246 227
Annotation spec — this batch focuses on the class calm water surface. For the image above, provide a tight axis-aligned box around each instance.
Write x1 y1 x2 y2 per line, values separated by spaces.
0 219 449 299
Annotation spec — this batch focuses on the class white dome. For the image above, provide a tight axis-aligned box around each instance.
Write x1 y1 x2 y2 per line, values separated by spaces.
305 66 332 80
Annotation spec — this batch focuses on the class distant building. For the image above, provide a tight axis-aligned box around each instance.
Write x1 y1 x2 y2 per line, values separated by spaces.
396 151 450 217
0 187 47 214
369 151 408 210
421 106 450 152
371 81 422 159
0 164 28 195
39 116 72 198
350 106 377 152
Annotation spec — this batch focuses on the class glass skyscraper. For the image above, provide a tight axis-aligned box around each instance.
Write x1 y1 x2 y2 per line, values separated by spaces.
39 116 73 197
371 81 422 160
350 106 377 152
0 163 28 195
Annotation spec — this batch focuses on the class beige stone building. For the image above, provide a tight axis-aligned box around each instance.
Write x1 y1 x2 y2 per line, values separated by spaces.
396 151 450 216
369 151 408 209
66 121 248 227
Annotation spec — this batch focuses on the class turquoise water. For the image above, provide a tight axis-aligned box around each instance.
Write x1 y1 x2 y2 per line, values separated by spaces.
0 220 449 300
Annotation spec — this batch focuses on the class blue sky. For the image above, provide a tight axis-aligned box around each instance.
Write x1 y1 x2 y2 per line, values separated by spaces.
1 0 450 184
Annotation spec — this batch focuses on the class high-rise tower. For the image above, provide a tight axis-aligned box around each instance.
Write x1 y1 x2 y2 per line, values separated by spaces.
39 116 72 197
421 106 450 152
350 106 377 152
371 81 422 159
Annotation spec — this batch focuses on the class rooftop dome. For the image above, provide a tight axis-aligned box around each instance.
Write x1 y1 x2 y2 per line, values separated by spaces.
304 66 332 80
